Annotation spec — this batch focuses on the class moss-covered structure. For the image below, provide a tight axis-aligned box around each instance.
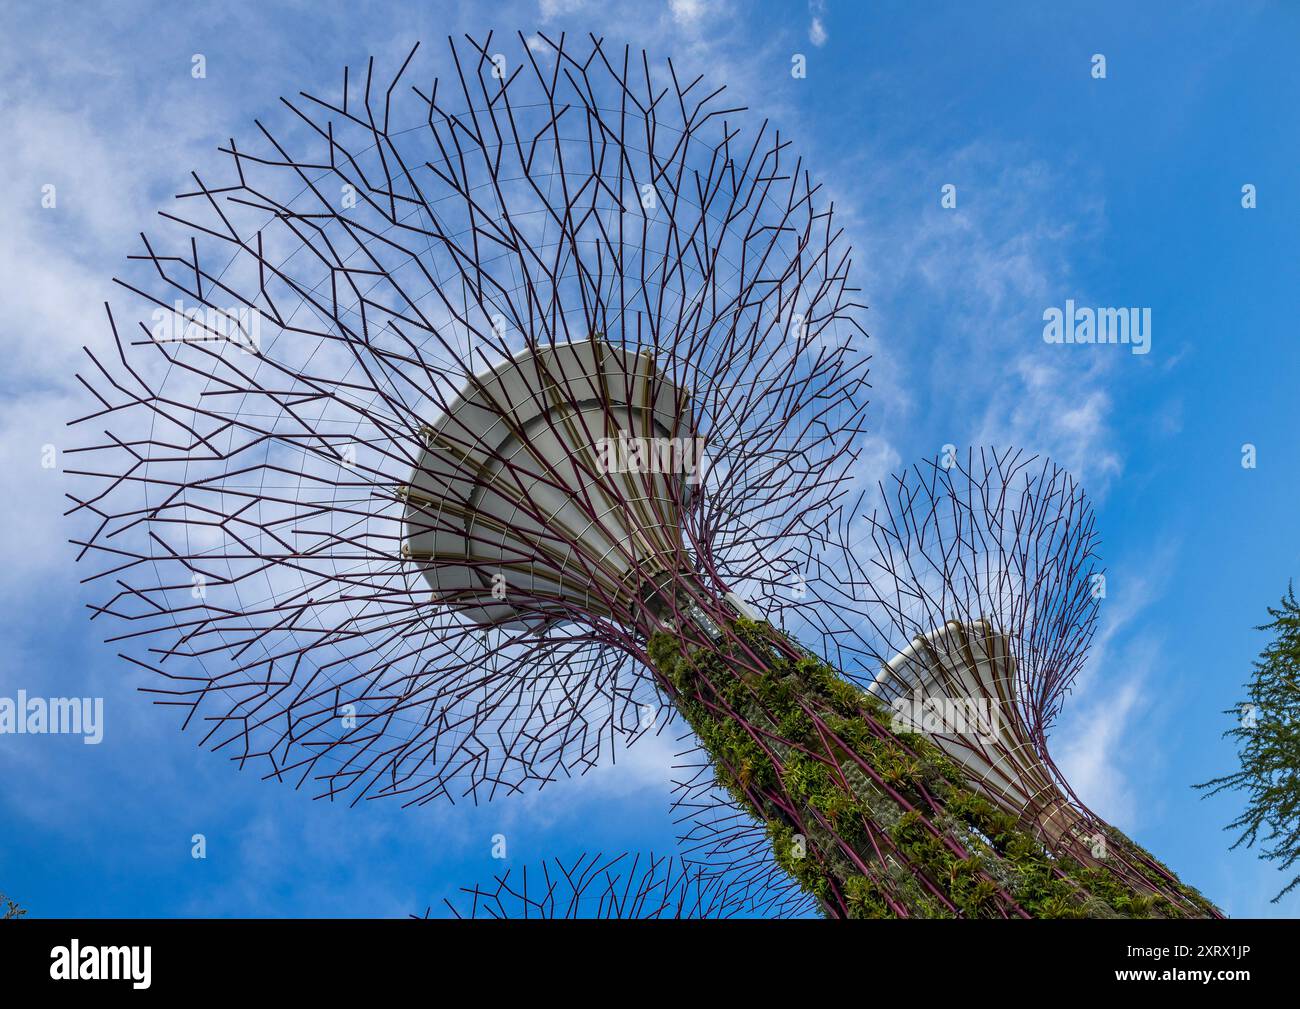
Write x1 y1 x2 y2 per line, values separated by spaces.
649 618 1220 919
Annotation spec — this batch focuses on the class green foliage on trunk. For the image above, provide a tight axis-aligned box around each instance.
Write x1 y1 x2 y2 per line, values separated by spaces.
650 618 1218 918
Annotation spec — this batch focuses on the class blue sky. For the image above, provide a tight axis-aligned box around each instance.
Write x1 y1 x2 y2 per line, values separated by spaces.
2 0 1298 917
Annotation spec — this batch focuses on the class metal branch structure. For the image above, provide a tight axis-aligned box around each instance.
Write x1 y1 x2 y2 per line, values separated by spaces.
833 447 1108 847
432 851 769 919
68 33 1217 918
669 736 821 919
654 446 1220 917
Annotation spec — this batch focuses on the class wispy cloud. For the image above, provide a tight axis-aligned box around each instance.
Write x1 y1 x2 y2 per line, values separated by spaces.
1052 543 1180 831
808 0 828 46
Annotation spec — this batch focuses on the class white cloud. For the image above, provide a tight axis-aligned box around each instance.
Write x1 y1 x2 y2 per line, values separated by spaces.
808 1 829 46
814 139 1123 494
503 725 682 831
0 62 237 616
1055 672 1146 827
669 0 707 26
1051 545 1179 832
540 0 592 19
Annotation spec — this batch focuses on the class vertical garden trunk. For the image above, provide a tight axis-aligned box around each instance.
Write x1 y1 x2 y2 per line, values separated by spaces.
644 613 1220 919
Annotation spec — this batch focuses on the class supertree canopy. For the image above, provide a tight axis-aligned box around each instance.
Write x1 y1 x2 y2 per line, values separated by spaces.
68 32 1218 918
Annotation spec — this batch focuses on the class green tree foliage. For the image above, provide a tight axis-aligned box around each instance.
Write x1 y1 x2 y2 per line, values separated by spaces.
1197 584 1300 901
1 893 26 919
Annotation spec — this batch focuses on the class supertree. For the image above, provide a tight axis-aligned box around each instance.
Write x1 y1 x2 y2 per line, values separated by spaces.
67 32 1218 918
